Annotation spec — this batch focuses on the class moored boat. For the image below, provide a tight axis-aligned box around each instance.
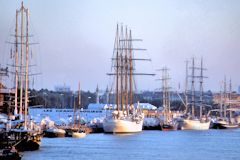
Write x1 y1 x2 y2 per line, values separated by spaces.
182 119 210 130
72 130 86 138
103 24 152 134
103 110 144 133
43 128 65 138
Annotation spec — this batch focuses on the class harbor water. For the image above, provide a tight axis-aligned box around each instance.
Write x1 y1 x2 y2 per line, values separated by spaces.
22 129 240 160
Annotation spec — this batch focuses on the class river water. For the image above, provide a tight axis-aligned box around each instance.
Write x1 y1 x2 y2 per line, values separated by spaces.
22 129 240 160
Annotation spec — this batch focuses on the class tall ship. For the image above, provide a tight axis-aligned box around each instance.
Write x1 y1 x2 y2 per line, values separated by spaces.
2 1 42 151
103 24 153 133
157 67 177 131
209 77 239 129
181 58 210 130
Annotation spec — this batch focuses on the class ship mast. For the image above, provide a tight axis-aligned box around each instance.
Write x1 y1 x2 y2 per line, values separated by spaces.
19 1 25 119
120 25 124 111
129 30 133 105
157 67 171 123
24 7 29 130
14 9 19 115
229 78 232 119
184 60 189 114
191 58 195 117
220 84 223 118
108 24 154 115
124 27 129 116
199 58 204 119
115 24 120 113
78 82 81 127
223 76 227 119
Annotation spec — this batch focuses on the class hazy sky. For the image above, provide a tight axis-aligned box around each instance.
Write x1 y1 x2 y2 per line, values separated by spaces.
0 0 240 92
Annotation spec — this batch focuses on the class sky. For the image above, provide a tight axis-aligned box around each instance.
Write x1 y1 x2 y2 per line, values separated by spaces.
0 0 240 92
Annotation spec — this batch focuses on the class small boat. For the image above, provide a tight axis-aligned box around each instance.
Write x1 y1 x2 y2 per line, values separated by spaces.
212 118 238 129
161 122 177 131
71 82 87 138
0 148 22 160
72 130 86 138
10 118 42 151
43 128 66 138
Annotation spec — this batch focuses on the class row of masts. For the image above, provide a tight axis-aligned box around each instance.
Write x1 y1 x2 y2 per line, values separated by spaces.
12 2 30 129
157 67 171 123
112 24 133 115
185 58 207 118
220 76 233 118
73 82 81 128
109 24 154 115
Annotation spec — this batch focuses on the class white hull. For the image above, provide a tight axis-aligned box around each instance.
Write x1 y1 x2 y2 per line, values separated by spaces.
72 132 86 138
182 119 210 130
103 118 143 133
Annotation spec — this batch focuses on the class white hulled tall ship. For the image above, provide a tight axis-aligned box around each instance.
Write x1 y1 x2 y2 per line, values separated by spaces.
182 58 210 130
103 24 153 133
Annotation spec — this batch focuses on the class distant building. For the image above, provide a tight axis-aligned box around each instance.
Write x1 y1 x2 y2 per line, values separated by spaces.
54 84 71 93
0 82 14 114
213 92 240 107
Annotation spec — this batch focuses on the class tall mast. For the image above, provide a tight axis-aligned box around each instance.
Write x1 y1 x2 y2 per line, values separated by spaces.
184 60 189 114
223 76 227 118
162 68 166 118
160 67 171 123
124 27 129 116
229 78 232 119
167 71 171 122
191 58 195 117
78 82 81 127
115 24 120 113
24 8 29 130
120 25 124 111
129 30 133 105
19 1 24 119
199 58 203 118
73 94 76 128
220 84 223 118
14 9 19 115
229 78 232 107
78 82 81 108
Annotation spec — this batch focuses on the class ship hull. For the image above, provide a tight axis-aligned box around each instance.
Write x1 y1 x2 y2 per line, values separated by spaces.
211 122 227 129
72 132 86 138
182 119 210 130
43 129 65 138
211 120 238 129
161 124 176 131
103 119 143 133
